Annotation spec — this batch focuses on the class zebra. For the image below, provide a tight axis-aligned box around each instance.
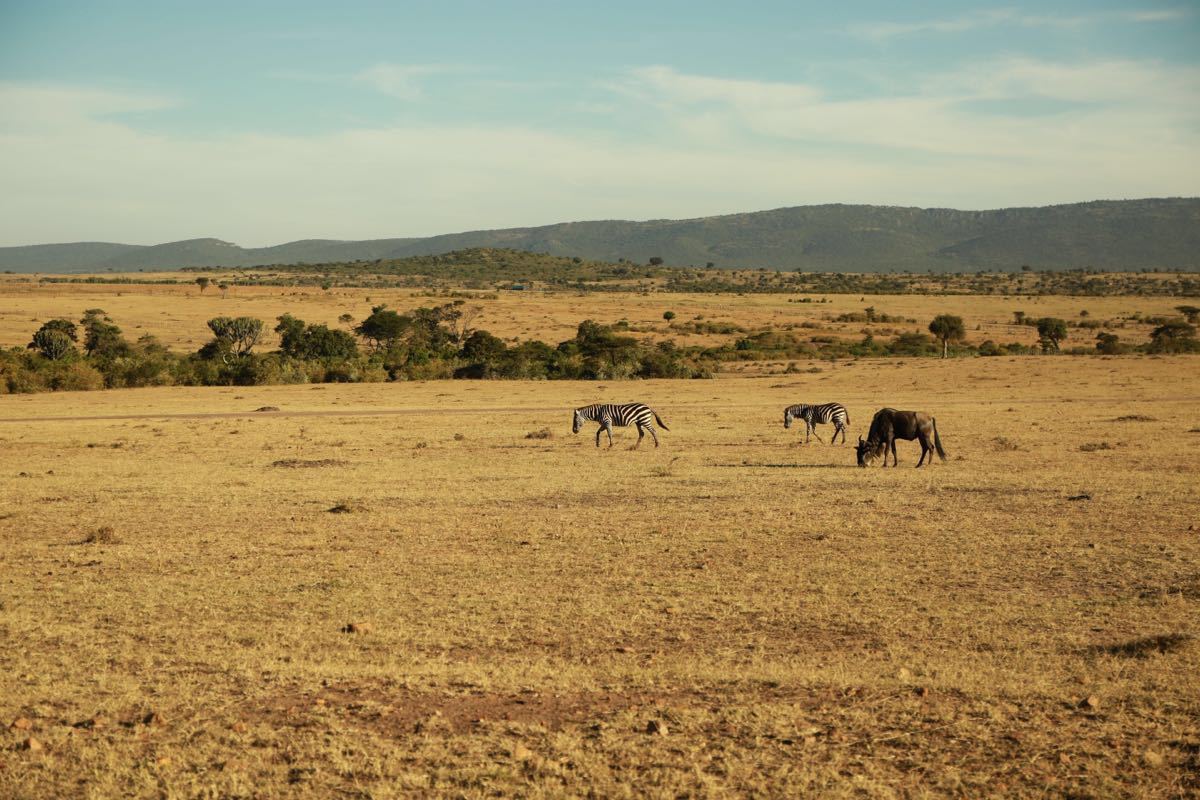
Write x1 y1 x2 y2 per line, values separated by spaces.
572 403 670 448
783 402 850 444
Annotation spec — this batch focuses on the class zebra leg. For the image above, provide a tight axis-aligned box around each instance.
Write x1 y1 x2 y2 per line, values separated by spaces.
835 424 845 444
811 424 824 444
595 425 603 448
633 426 644 449
649 425 659 448
605 420 614 448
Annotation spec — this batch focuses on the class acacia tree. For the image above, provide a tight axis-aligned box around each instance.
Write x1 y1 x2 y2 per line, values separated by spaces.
1036 317 1068 352
1147 321 1199 353
928 314 966 358
1176 305 1200 324
80 309 129 358
195 277 210 294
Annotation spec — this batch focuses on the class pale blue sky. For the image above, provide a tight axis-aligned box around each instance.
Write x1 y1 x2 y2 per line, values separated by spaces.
1 1 1197 246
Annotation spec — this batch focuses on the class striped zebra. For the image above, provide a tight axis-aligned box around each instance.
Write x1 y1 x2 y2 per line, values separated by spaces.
572 403 670 448
783 402 850 444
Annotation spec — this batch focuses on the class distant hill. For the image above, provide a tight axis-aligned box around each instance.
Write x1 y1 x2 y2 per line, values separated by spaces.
2 199 1197 274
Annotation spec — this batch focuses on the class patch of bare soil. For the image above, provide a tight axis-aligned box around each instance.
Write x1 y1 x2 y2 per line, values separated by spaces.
269 458 348 468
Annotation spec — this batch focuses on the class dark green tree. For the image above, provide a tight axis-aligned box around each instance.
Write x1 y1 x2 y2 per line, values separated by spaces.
29 327 75 360
928 314 966 358
1095 332 1123 355
195 277 210 293
1147 320 1199 353
80 309 129 358
1036 318 1068 352
1176 305 1200 324
354 305 409 352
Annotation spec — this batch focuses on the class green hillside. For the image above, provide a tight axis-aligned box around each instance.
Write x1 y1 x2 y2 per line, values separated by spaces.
2 198 1197 273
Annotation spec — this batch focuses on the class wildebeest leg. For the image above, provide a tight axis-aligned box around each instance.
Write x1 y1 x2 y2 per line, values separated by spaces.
917 437 928 467
890 439 898 467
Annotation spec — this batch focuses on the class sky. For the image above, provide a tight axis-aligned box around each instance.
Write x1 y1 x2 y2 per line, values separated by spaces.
1 0 1197 247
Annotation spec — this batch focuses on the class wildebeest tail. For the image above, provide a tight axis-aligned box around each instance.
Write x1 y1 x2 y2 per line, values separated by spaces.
933 417 946 461
654 411 670 431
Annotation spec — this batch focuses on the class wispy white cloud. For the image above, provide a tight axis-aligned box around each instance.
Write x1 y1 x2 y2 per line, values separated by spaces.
353 63 457 101
850 7 1190 41
612 60 1200 160
0 62 1197 247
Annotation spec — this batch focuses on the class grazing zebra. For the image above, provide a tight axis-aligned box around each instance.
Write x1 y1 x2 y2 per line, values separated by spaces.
783 402 850 444
572 403 670 448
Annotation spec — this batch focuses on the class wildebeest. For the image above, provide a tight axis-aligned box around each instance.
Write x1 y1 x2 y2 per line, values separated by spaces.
856 408 946 467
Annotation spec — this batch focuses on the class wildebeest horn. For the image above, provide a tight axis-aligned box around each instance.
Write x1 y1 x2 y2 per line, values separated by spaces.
858 435 864 445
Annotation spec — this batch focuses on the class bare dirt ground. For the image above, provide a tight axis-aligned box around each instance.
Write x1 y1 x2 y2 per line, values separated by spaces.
2 356 1198 797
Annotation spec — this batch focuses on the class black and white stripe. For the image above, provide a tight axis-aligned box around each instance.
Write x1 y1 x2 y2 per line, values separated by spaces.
783 402 850 444
573 403 670 448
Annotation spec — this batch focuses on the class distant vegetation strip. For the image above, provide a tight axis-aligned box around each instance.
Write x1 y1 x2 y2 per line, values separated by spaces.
3 300 1198 395
17 247 1200 296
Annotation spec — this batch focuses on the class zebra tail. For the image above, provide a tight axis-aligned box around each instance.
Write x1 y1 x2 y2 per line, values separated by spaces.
653 411 670 431
933 417 947 461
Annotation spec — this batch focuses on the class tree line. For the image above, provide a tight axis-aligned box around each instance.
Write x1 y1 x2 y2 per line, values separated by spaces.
0 303 713 393
2 305 1196 395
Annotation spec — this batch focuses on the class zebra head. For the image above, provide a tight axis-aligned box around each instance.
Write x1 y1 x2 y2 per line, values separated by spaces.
571 409 582 434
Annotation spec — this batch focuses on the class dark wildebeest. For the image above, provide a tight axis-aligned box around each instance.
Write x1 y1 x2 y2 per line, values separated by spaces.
856 408 946 468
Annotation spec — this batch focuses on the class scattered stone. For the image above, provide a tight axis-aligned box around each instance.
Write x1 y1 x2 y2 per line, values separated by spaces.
10 717 32 731
897 667 913 682
327 503 360 514
1058 752 1071 765
73 716 107 730
646 719 668 736
915 686 929 698
143 711 166 726
1143 749 1165 767
1081 695 1100 710
254 406 280 412
512 743 534 761
156 755 173 766
231 722 247 733
20 737 42 752
342 622 374 634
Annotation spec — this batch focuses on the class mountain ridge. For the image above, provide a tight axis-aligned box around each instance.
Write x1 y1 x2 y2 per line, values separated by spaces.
2 198 1197 273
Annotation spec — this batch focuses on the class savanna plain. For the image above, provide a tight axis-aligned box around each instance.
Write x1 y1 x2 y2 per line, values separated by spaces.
2 282 1199 798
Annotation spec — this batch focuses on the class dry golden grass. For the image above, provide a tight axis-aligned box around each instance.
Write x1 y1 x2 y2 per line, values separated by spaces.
0 272 1187 353
2 354 1198 797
